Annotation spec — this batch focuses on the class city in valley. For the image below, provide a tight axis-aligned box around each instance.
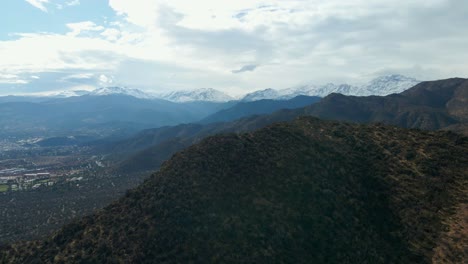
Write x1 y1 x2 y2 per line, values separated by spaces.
0 137 105 193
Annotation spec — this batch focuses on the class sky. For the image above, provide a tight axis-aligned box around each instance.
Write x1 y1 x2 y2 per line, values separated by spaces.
0 0 467 96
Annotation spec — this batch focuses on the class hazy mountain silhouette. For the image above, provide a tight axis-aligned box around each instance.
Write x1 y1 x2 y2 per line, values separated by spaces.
0 94 233 138
200 95 321 124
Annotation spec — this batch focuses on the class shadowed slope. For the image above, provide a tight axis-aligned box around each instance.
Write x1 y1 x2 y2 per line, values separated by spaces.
1 117 466 263
200 95 321 124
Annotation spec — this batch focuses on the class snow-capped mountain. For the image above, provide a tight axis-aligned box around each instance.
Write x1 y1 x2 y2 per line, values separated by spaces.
39 87 155 99
11 74 420 103
278 83 355 99
359 74 420 96
241 88 280 102
160 88 234 102
89 87 154 99
242 74 421 101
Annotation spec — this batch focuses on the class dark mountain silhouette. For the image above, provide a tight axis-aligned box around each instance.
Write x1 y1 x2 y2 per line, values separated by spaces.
1 117 466 263
0 95 233 138
200 95 321 124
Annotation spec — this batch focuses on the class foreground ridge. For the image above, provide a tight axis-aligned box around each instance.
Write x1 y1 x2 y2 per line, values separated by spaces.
1 117 467 263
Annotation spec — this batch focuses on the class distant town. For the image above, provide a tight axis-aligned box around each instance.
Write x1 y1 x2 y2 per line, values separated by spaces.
0 137 106 193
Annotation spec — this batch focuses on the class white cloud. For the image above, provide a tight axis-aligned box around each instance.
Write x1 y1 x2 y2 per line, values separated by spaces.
66 0 80 7
3 0 468 95
61 73 94 81
101 28 121 41
25 0 49 12
108 0 160 28
98 74 114 86
66 21 105 37
0 74 29 84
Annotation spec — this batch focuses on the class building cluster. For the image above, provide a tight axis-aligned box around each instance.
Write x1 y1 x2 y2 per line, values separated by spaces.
0 172 51 183
0 172 54 191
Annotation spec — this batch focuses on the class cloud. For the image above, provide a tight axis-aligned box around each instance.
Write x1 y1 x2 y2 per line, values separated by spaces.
24 0 49 12
60 73 94 82
108 0 160 28
3 0 468 95
0 74 28 84
66 0 80 7
98 74 114 86
66 21 105 37
100 28 121 41
232 64 258 74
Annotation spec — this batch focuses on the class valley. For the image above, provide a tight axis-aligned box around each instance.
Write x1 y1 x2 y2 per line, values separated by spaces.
0 138 148 243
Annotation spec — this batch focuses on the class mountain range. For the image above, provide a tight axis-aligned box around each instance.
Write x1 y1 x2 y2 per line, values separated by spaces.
0 94 233 138
303 77 468 133
1 74 420 104
2 117 466 263
0 93 321 141
158 88 235 102
104 77 468 175
200 95 321 124
241 74 420 101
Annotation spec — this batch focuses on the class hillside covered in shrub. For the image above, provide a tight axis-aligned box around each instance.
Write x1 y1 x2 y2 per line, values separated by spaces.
1 117 467 263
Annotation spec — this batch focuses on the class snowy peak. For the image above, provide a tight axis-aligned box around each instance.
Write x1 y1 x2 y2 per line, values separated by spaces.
241 88 280 101
161 88 234 102
89 87 153 99
362 74 420 96
279 84 355 99
243 74 421 101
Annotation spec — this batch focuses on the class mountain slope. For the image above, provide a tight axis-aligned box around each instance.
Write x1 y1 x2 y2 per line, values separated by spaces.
160 88 234 102
2 117 466 263
89 87 154 99
114 111 300 173
241 75 420 100
361 74 420 96
241 88 280 101
0 95 232 138
200 95 321 124
110 77 468 174
304 78 468 133
280 83 355 99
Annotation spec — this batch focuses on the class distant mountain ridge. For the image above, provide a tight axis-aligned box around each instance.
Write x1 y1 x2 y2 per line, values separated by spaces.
159 88 234 102
88 87 154 99
241 88 280 102
31 87 155 100
200 95 321 124
241 74 420 101
303 77 468 133
19 87 235 103
0 94 233 138
2 74 420 103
